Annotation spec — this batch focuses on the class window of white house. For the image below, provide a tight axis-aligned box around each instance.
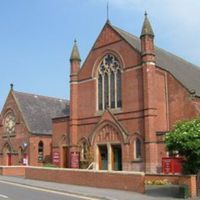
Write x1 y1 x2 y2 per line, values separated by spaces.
98 54 122 110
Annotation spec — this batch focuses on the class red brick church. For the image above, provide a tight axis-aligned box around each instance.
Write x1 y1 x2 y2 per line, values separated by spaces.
0 13 200 173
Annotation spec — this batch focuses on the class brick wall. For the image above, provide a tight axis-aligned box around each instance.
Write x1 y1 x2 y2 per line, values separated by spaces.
145 174 197 198
0 166 25 176
29 136 52 166
25 167 145 193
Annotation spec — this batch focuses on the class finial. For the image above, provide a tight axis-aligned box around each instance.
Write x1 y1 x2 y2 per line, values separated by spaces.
10 83 14 90
74 39 77 44
145 11 147 17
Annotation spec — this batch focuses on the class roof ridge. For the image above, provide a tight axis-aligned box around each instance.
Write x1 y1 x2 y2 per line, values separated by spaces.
109 23 200 97
112 24 200 69
14 90 69 103
111 25 139 40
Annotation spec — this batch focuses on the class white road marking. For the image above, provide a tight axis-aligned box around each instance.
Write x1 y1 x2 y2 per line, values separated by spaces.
0 194 8 199
0 180 100 200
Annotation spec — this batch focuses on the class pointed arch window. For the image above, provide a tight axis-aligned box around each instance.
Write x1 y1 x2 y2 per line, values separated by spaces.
98 75 103 110
80 139 89 162
38 141 44 162
135 138 142 160
98 54 122 110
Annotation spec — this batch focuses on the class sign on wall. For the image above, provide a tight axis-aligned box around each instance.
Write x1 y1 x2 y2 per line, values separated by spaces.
70 152 80 168
53 152 60 165
162 157 183 174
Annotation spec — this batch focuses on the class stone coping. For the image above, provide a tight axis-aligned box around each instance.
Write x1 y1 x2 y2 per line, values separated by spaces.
0 166 26 168
27 166 145 175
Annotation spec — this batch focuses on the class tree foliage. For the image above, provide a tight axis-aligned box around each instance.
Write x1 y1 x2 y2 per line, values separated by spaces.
165 117 200 174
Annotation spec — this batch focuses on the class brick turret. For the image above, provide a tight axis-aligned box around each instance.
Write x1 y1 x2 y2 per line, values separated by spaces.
69 40 81 168
140 12 158 173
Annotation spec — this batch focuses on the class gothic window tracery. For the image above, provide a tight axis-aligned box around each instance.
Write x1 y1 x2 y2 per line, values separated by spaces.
4 111 16 136
98 54 122 110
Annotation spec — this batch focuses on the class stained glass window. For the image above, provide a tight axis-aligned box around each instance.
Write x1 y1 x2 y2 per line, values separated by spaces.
98 54 122 110
117 70 122 107
98 75 103 110
104 73 109 108
111 71 115 108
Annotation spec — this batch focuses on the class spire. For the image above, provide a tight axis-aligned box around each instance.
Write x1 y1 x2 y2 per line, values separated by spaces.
140 11 154 38
70 39 81 62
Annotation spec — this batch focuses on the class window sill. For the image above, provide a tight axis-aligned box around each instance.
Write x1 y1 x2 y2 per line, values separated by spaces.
96 108 122 116
131 159 143 163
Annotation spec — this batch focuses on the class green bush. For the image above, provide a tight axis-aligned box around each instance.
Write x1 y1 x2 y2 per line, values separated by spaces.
43 163 58 168
165 117 200 174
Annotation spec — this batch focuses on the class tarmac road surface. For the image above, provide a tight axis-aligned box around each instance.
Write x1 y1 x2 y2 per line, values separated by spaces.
0 180 103 200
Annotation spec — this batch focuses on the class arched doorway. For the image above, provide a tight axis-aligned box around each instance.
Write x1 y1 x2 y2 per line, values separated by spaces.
2 143 12 166
92 123 123 171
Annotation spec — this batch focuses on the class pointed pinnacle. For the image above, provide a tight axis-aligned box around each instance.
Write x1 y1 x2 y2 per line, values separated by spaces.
140 12 154 38
70 39 81 62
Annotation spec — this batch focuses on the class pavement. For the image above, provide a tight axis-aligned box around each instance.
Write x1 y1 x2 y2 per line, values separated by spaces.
0 175 197 200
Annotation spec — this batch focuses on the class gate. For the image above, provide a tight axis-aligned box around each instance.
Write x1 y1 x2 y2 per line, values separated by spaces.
197 170 200 196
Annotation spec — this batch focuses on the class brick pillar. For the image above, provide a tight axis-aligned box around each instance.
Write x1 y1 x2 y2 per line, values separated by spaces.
140 13 158 173
69 40 81 168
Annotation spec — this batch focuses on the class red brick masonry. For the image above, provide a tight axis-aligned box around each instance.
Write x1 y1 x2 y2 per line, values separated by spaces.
0 166 196 198
25 167 145 193
145 174 197 198
0 166 25 176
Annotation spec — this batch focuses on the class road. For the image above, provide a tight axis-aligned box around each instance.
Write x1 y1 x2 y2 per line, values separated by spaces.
0 180 101 200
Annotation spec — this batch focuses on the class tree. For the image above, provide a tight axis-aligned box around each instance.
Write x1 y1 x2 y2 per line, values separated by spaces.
165 117 200 174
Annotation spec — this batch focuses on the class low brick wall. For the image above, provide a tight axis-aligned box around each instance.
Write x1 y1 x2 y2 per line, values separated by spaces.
25 167 145 193
145 174 197 198
0 166 25 176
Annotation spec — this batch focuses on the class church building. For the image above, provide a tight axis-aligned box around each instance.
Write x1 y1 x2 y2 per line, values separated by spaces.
1 13 200 173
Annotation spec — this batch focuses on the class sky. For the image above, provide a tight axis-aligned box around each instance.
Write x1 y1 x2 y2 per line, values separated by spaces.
0 0 200 111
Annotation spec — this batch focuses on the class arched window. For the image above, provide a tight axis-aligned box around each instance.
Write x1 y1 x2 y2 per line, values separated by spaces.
98 54 122 110
18 147 23 163
38 141 44 162
135 138 142 160
80 139 89 161
4 111 16 136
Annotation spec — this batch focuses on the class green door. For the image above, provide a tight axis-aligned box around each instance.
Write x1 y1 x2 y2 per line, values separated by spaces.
113 145 122 171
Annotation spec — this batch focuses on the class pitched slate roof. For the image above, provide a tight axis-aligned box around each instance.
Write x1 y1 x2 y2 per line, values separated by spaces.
111 25 200 97
13 91 69 135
